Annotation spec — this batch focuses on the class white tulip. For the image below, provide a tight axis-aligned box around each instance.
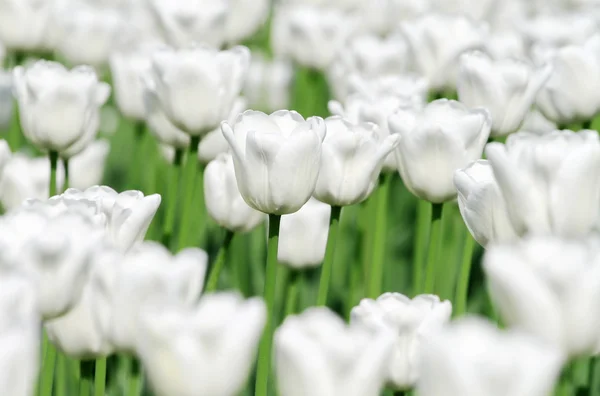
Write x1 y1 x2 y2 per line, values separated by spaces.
204 153 265 233
356 0 429 36
454 160 518 247
136 293 266 396
484 237 600 357
485 31 528 62
418 317 564 396
401 14 487 91
351 293 451 390
198 97 247 163
520 13 597 50
222 110 326 215
344 74 428 106
0 70 13 131
275 307 394 396
314 117 400 206
486 130 600 237
457 51 553 137
519 109 557 135
244 54 293 113
149 46 249 136
68 140 110 190
225 0 269 44
278 197 330 269
389 100 491 203
0 0 53 51
13 61 110 156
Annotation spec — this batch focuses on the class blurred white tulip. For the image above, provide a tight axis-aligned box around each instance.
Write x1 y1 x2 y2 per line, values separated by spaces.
389 100 491 203
149 46 249 136
0 71 12 131
314 117 400 206
136 293 266 396
457 51 553 137
278 197 330 269
454 160 518 247
356 0 429 36
484 237 600 357
92 242 207 353
204 153 265 233
244 54 293 113
486 130 600 237
342 74 429 106
401 14 487 92
520 13 597 50
13 61 110 157
68 140 110 190
351 293 451 390
519 109 557 135
222 110 326 215
275 307 394 396
198 97 247 163
485 31 528 62
225 0 269 44
418 317 564 396
0 0 53 51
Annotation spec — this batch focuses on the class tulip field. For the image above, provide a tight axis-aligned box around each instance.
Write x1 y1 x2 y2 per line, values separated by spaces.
2 0 600 396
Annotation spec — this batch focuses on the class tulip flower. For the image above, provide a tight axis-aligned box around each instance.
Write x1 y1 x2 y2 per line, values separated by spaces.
92 242 208 353
484 236 600 357
357 0 428 36
351 293 452 390
0 71 12 131
314 117 400 207
275 307 394 396
486 130 600 237
389 99 491 203
225 0 270 45
343 74 429 106
520 13 597 50
519 109 556 135
67 140 110 190
136 293 266 396
454 160 518 247
222 110 326 215
198 98 247 163
418 317 564 396
486 31 527 61
457 51 553 137
244 54 293 113
0 0 53 51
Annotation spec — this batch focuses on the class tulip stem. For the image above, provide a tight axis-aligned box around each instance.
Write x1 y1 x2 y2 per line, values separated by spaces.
317 206 343 306
367 173 393 298
424 203 446 294
582 119 593 130
49 150 59 197
285 270 301 316
127 358 142 396
454 233 475 317
94 357 106 396
588 357 600 395
79 360 94 396
40 333 57 396
63 158 70 191
177 136 200 251
162 148 184 250
413 200 431 295
131 121 146 189
255 214 281 396
205 230 235 292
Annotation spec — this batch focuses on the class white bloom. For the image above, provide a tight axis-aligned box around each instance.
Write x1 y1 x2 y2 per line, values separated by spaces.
519 109 557 135
485 30 528 62
356 0 429 36
225 0 269 44
389 100 491 203
0 0 53 51
222 110 326 215
244 54 293 112
68 140 110 191
520 13 597 50
198 97 247 163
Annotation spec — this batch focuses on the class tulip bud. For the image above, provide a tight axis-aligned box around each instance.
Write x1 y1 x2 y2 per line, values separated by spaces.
351 293 451 390
389 99 491 203
275 307 394 396
13 61 110 157
0 0 53 51
204 153 265 233
222 110 326 215
136 293 266 396
418 317 564 396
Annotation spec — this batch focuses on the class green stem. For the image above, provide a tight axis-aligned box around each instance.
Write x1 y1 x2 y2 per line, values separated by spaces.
255 214 281 396
316 206 342 306
284 271 301 316
367 173 392 298
49 151 58 197
63 158 70 191
205 230 235 292
79 361 94 396
127 358 141 396
94 357 107 396
162 148 184 250
454 233 475 317
413 200 431 295
423 203 445 294
589 357 600 396
55 354 66 396
131 121 146 189
177 136 201 251
40 334 56 396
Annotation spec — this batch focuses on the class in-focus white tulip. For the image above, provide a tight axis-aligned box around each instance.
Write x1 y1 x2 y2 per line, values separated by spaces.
225 0 269 44
351 293 451 390
486 130 600 237
0 0 53 51
149 46 249 136
244 54 293 113
536 35 600 125
198 97 247 163
314 117 400 206
401 14 487 91
222 110 326 215
0 70 13 131
418 317 564 396
136 293 266 396
204 153 265 233
389 100 491 203
149 0 228 49
457 51 553 137
272 4 359 70
484 237 600 357
275 307 394 396
278 197 330 269
454 160 518 247
13 61 110 157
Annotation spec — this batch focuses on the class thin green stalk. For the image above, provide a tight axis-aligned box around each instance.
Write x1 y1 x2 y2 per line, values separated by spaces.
55 354 66 396
423 203 445 294
316 206 343 306
437 211 463 300
413 200 431 295
233 234 252 297
94 357 107 396
205 230 235 292
454 232 475 317
284 271 301 316
588 357 600 395
162 148 184 249
79 361 94 396
127 358 142 396
360 198 376 287
49 151 59 197
177 136 201 251
63 158 70 191
368 173 392 298
131 121 146 189
40 334 56 396
255 214 281 396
